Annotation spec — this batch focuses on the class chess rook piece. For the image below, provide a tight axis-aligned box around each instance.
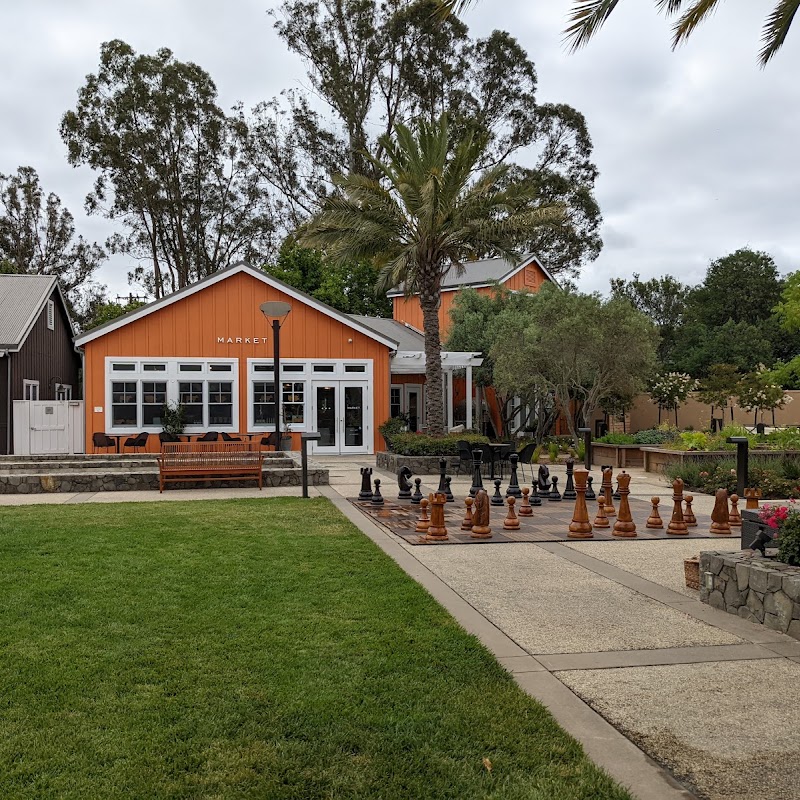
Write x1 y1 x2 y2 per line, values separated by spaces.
549 476 562 502
491 479 505 506
371 478 384 505
537 464 551 498
470 449 485 497
602 467 616 517
612 470 637 538
710 488 732 535
530 483 542 506
415 498 430 533
683 494 698 527
729 493 742 527
470 489 492 539
426 492 449 542
506 454 522 498
445 476 455 503
585 475 596 501
744 488 762 510
518 487 534 516
397 466 413 500
593 494 610 528
563 457 577 501
461 496 475 531
359 467 373 500
503 495 520 530
568 467 593 539
666 478 688 535
437 458 449 495
411 477 423 505
646 497 663 529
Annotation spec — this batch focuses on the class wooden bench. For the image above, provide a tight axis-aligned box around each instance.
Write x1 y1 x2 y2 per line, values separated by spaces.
157 442 264 492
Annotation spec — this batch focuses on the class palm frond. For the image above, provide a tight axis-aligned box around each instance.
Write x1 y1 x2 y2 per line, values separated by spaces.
671 0 723 48
564 0 622 52
433 0 475 20
759 0 800 65
655 0 686 14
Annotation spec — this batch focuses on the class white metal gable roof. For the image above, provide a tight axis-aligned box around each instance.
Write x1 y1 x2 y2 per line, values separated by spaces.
0 274 59 350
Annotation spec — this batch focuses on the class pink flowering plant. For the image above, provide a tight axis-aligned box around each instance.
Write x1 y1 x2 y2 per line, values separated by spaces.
758 500 800 565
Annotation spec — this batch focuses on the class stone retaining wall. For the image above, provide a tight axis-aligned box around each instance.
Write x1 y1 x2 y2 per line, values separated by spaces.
377 452 462 475
700 550 800 640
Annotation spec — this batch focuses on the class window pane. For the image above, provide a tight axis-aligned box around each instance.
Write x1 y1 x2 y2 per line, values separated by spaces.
282 381 304 424
112 363 135 371
179 382 203 424
345 365 366 373
208 381 233 425
283 364 303 372
143 364 166 371
179 364 202 372
313 364 334 372
142 381 167 426
210 364 231 372
253 381 275 425
112 379 137 427
253 364 274 372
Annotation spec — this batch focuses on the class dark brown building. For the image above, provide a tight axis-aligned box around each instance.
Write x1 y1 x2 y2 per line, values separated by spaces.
0 275 81 454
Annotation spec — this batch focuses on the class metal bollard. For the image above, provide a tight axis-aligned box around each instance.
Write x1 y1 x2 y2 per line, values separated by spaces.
726 436 749 497
300 432 321 498
578 427 592 470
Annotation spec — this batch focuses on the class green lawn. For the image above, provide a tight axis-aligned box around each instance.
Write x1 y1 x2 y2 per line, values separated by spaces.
0 498 630 799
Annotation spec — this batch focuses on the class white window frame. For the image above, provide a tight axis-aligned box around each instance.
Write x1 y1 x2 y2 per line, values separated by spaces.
46 300 55 330
390 384 403 418
23 379 40 401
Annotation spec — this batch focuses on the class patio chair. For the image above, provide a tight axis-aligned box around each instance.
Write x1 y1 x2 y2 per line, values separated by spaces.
456 440 474 476
516 442 537 482
92 432 116 453
196 431 219 442
123 432 149 453
260 431 280 451
159 431 183 446
221 432 242 441
496 442 516 480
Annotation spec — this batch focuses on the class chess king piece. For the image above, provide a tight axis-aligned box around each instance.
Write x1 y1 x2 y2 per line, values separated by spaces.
444 476 455 503
537 464 551 498
744 488 762 510
415 498 430 533
612 470 637 538
371 478 385 506
503 495 520 530
683 494 698 527
461 496 475 531
549 476 562 501
585 475 596 501
397 466 413 500
593 494 610 528
491 479 505 506
426 493 449 542
602 467 616 517
666 477 688 535
506 454 522 498
470 449 485 497
563 456 578 501
530 483 542 506
710 488 732 535
729 493 742 527
518 487 534 516
471 489 492 539
359 466 373 500
411 477 423 505
568 467 593 539
646 497 663 529
437 458 449 495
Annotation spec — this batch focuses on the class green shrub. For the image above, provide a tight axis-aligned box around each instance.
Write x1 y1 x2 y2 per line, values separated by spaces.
632 428 677 445
548 442 560 462
677 431 710 451
596 433 635 445
764 427 800 451
576 440 586 461
387 432 490 456
532 445 541 464
379 416 409 450
778 512 800 566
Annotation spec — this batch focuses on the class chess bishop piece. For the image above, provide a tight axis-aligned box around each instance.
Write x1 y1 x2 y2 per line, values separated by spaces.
612 470 637 538
359 466 373 500
426 493 449 542
503 495 520 530
568 467 593 539
415 498 430 533
646 497 663 529
470 489 492 539
518 487 534 516
710 488 732 535
666 478 688 535
461 497 475 531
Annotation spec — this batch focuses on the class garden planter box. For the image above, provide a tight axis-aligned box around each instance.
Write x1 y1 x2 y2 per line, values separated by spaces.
591 443 643 469
640 447 797 475
377 451 462 475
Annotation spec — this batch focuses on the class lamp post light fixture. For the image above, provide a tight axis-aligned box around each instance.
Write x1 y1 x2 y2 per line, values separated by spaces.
260 301 292 444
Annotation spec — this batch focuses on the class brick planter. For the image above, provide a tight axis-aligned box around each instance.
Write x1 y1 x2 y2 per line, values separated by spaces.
377 451 462 475
591 443 643 468
699 550 800 639
640 447 797 475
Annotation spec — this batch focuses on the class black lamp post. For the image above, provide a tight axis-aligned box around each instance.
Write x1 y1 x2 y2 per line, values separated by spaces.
260 301 292 443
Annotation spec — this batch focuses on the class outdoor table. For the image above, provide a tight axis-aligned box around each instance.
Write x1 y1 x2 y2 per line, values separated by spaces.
482 443 507 481
107 435 121 453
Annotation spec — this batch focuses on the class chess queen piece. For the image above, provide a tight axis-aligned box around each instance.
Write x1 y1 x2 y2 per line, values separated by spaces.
359 466 373 500
549 476 562 501
397 466 413 500
506 454 522 498
585 475 596 501
461 496 475 531
470 449 485 497
530 483 542 506
593 494 610 528
666 477 688 535
710 488 732 535
537 464 551 498
612 470 637 538
415 498 430 533
503 495 520 530
568 467 593 539
729 494 742 527
563 456 578 501
491 479 505 506
411 477 423 505
444 476 455 503
683 494 698 527
646 497 663 529
470 489 492 539
602 467 616 517
518 487 534 516
426 493 449 542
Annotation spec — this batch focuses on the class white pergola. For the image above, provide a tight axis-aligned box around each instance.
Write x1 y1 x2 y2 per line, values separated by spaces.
390 350 483 430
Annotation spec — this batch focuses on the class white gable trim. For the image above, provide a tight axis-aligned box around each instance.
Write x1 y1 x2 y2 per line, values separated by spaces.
74 263 399 349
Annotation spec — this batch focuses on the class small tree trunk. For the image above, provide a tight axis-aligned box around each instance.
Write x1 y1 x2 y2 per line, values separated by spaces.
675 407 679 428
419 287 444 436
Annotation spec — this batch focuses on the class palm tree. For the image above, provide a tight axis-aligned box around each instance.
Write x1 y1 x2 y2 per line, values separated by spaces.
437 0 798 66
299 114 562 436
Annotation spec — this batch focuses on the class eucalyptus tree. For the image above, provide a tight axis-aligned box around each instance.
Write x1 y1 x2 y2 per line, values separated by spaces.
299 114 562 435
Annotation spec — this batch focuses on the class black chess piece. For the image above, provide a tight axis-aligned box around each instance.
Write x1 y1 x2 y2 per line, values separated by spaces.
411 477 423 505
359 466 373 500
445 476 454 503
613 478 621 500
530 483 542 506
397 466 413 500
491 478 505 506
371 478 384 505
548 475 562 501
563 456 577 501
437 457 449 496
585 475 596 501
505 453 522 498
537 464 551 498
470 449 485 497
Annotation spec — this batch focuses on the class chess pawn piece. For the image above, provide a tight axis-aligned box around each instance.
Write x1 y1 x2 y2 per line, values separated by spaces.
549 476 562 501
612 470 637 538
491 479 505 506
563 457 577 501
710 488 732 535
503 495 520 530
518 487 534 516
359 466 373 500
397 465 413 500
506 454 522 498
646 497 663 529
613 479 621 500
568 467 593 539
371 478 384 506
593 494 610 528
585 475 596 501
744 488 762 510
426 492 449 542
411 477 423 505
415 498 430 533
666 478 688 535
530 483 542 506
470 449 485 497
444 476 455 503
602 467 616 517
537 464 551 498
461 496 475 531
683 494 698 527
729 494 742 527
437 458 449 495
470 488 492 539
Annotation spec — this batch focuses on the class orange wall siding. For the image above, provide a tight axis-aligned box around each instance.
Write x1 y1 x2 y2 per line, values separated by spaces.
83 271 390 452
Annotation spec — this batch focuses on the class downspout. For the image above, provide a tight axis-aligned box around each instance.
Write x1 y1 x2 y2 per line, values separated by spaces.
2 351 10 455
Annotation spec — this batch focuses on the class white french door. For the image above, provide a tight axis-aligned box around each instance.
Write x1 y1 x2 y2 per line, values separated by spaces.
311 381 371 454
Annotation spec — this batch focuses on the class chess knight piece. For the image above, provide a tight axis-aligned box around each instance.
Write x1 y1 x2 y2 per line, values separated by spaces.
710 488 732 535
471 489 492 539
568 467 593 539
537 464 551 498
612 470 637 538
397 466 413 500
426 493 449 542
359 466 373 500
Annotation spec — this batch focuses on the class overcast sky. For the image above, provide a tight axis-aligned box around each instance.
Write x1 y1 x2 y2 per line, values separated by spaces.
1 0 798 299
